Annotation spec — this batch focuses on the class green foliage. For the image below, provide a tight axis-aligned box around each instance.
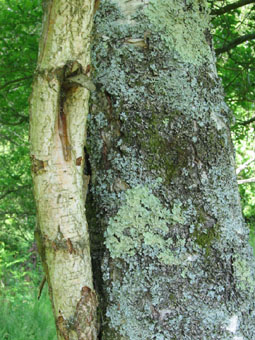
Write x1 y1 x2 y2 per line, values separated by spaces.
0 1 47 336
0 241 42 301
0 289 57 340
211 1 255 113
0 0 41 224
0 0 42 302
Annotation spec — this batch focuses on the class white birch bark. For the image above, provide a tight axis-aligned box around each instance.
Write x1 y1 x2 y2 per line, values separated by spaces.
30 1 97 339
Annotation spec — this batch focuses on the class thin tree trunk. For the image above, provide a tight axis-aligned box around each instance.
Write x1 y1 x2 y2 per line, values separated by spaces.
87 1 255 339
30 1 97 339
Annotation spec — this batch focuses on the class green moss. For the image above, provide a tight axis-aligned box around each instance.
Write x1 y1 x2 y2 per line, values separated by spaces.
193 224 219 256
190 209 219 256
138 111 190 184
144 0 211 65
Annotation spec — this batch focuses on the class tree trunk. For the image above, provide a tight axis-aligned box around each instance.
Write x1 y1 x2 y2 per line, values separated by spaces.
30 1 97 339
87 0 255 339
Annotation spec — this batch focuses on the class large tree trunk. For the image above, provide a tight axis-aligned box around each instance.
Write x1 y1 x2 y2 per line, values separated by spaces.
87 0 255 339
30 1 97 339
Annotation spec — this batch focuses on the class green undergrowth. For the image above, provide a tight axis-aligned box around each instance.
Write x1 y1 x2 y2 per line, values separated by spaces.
0 288 57 340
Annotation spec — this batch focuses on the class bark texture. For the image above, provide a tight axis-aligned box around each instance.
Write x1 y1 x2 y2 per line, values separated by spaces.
87 0 255 339
30 1 97 339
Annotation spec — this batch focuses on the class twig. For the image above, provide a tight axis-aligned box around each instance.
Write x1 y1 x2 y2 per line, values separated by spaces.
238 177 255 184
215 32 255 55
38 276 46 300
236 156 255 175
211 0 255 16
0 76 32 90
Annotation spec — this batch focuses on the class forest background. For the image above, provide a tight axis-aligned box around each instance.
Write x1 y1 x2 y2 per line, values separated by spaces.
1 0 255 339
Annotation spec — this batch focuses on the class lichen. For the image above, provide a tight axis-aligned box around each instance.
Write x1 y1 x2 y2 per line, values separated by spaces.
233 255 255 293
144 0 212 65
105 186 185 265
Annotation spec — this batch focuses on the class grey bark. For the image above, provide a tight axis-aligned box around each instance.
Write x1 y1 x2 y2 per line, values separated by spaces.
86 0 255 339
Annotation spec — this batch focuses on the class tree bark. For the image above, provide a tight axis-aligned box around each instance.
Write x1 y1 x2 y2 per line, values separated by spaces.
30 1 97 339
87 0 255 339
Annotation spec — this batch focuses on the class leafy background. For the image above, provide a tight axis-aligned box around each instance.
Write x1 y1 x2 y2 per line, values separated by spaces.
1 0 255 338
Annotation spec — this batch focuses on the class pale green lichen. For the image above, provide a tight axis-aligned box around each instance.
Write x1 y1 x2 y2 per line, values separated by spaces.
105 186 185 265
145 0 212 65
233 256 255 293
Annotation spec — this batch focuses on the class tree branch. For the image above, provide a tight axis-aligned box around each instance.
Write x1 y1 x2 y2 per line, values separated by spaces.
236 116 255 126
238 177 255 184
0 185 31 200
236 156 255 175
215 32 255 55
0 211 34 217
0 116 28 125
0 76 32 90
0 133 20 146
211 0 255 16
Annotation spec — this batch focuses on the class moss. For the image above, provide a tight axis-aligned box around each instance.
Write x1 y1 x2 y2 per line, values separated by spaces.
148 137 190 184
137 111 191 184
144 0 212 65
188 208 220 256
101 326 125 340
193 223 219 257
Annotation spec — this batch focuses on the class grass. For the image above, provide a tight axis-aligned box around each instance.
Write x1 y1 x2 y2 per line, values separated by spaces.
0 288 57 340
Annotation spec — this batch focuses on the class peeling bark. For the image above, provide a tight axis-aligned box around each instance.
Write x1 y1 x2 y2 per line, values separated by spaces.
30 1 97 339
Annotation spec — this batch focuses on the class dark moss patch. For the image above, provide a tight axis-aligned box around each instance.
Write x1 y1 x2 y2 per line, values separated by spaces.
193 223 220 257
